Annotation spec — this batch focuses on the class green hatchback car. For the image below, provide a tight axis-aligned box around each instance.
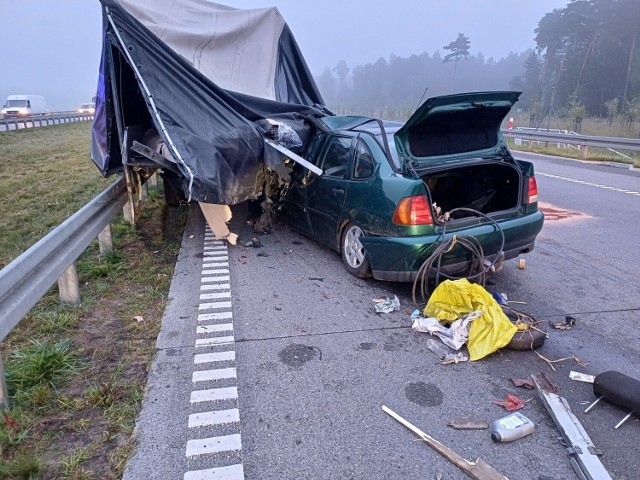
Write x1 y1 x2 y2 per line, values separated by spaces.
276 91 544 282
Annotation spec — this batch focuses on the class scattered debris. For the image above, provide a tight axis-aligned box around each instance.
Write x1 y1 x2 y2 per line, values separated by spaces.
585 371 640 429
490 412 535 442
491 291 508 305
373 295 400 313
240 237 262 248
550 315 576 330
502 305 547 350
426 339 469 365
511 378 535 389
382 405 509 480
447 415 489 430
426 338 450 357
441 352 469 364
238 256 248 264
308 277 324 281
423 279 517 361
532 373 613 480
493 394 526 412
518 258 526 269
535 352 588 371
275 306 282 311
413 311 481 350
569 371 595 383
134 315 144 323
257 251 269 257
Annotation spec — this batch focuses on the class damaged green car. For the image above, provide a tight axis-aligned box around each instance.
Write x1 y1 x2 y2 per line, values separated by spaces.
276 91 544 282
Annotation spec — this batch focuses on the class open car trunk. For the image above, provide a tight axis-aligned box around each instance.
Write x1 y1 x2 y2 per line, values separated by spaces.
419 161 522 219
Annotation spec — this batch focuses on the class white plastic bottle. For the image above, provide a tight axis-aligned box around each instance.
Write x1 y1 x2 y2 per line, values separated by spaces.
490 412 535 442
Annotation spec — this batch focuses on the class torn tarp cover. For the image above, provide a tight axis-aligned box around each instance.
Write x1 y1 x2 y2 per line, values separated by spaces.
92 0 328 205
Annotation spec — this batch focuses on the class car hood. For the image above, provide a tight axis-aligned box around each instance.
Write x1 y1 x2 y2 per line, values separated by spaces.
394 91 520 167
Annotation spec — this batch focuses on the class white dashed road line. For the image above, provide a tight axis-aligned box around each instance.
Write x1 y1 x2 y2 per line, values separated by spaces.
538 171 640 196
183 229 245 480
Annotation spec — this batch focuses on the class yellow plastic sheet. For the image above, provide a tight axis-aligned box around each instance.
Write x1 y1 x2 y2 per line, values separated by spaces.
423 279 516 361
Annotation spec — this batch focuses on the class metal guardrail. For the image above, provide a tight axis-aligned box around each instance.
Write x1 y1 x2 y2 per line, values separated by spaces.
0 112 94 131
0 177 127 407
502 128 640 152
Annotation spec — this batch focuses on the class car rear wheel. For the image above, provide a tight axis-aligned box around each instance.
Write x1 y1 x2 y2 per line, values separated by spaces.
341 223 372 278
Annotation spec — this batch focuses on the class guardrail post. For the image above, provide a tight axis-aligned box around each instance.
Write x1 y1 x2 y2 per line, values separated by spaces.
582 146 590 159
58 262 81 306
0 353 9 409
98 224 114 255
148 171 158 187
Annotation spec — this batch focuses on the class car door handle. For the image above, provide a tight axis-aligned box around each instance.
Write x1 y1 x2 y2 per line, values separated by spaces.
331 188 345 195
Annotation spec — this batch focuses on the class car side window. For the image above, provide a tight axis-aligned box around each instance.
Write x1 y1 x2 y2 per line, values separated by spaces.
321 136 352 178
353 140 375 179
304 133 325 165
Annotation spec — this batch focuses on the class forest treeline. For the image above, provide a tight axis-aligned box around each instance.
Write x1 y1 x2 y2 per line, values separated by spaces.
315 0 640 133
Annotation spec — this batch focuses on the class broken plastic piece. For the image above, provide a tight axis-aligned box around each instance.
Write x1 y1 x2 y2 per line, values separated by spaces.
493 394 526 412
511 378 535 389
447 415 489 430
426 338 450 358
440 352 469 365
569 371 595 383
373 295 400 314
491 291 508 305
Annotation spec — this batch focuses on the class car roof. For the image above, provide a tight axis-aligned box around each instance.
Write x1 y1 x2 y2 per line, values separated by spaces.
320 115 403 136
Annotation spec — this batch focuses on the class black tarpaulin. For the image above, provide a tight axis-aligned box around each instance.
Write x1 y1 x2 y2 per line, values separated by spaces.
92 0 327 204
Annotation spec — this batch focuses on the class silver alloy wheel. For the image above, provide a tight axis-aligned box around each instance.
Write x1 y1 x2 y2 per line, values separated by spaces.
343 225 366 268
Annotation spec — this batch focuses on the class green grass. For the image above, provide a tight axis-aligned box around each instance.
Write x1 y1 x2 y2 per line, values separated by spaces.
0 122 112 269
0 122 187 478
507 114 640 167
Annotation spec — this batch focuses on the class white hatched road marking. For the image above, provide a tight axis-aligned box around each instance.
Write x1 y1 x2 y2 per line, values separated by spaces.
186 434 242 457
201 283 231 291
202 269 230 276
190 386 238 404
196 336 235 347
200 292 231 300
202 275 231 283
189 409 240 428
199 301 232 310
538 171 640 196
198 312 233 322
197 324 233 334
184 232 244 479
184 464 245 480
194 351 235 364
192 368 237 383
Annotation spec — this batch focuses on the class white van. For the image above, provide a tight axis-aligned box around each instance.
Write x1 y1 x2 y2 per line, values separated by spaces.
1 95 49 117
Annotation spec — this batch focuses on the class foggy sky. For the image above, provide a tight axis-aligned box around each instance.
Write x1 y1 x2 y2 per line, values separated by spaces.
0 0 567 111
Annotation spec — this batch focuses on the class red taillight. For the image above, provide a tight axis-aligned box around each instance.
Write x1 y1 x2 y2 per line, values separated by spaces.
392 195 433 225
528 177 539 204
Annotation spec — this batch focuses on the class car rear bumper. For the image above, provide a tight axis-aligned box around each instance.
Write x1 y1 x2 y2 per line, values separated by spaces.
360 210 544 282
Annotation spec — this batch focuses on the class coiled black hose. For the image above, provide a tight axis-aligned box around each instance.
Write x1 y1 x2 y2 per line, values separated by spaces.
411 207 505 305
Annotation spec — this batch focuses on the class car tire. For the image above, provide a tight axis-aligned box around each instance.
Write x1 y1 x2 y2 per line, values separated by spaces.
503 307 547 350
340 222 372 278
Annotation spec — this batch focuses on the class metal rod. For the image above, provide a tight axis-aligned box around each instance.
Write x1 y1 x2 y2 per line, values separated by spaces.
584 396 603 413
614 411 634 430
